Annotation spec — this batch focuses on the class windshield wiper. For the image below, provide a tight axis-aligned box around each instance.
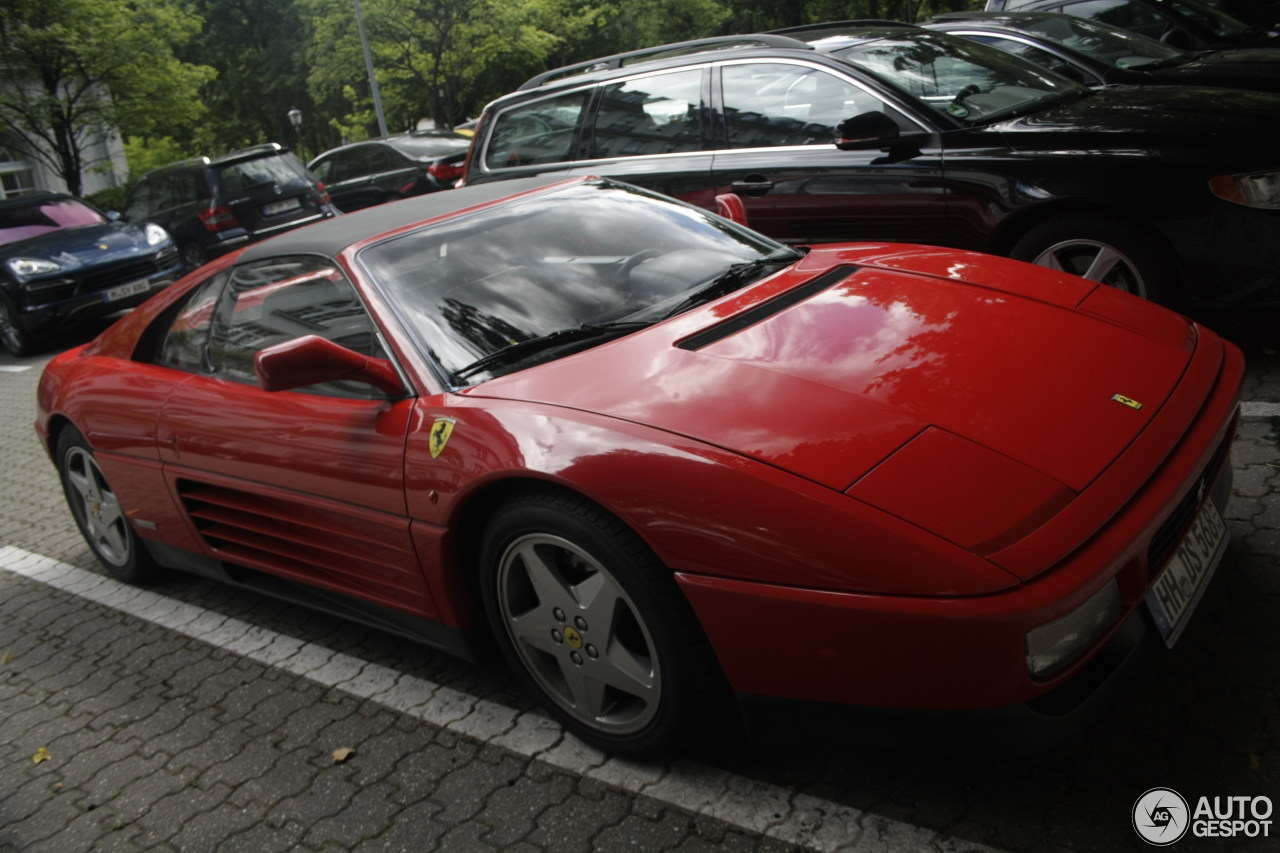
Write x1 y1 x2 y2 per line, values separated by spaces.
451 320 650 383
658 253 800 320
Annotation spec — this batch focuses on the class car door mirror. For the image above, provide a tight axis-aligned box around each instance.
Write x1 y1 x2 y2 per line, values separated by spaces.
835 111 901 150
254 334 406 397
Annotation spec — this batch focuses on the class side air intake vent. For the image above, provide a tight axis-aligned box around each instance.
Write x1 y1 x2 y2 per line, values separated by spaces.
176 481 433 612
676 265 857 351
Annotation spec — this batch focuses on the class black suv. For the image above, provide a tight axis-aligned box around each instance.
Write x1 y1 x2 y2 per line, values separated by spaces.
124 144 337 272
984 0 1279 49
462 23 1280 310
308 131 472 212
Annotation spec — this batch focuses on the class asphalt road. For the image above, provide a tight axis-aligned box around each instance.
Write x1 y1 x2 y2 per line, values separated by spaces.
1 313 1278 853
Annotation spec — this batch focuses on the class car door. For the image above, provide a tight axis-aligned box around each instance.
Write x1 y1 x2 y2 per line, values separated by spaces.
155 254 439 618
364 145 418 203
710 60 951 246
325 146 380 211
564 67 718 210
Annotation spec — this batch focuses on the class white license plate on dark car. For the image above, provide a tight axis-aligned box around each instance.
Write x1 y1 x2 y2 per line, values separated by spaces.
1144 500 1228 647
262 197 301 216
104 279 152 302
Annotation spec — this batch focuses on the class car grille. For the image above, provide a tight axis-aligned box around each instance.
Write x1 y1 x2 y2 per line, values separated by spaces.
1147 433 1232 574
80 259 163 294
176 480 434 612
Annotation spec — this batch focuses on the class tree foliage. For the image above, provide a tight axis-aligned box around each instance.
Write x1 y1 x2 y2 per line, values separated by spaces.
0 0 213 195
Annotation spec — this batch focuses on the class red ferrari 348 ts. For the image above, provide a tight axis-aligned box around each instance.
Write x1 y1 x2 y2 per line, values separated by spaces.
36 176 1242 756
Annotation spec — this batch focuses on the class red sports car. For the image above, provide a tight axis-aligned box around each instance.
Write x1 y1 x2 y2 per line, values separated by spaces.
36 176 1242 756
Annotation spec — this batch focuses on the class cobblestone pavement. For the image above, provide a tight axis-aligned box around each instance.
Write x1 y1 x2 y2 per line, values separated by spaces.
1 315 1278 853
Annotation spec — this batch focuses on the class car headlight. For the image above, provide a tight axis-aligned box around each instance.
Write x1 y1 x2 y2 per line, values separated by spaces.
1025 579 1121 678
8 258 61 277
1209 170 1280 210
144 223 170 246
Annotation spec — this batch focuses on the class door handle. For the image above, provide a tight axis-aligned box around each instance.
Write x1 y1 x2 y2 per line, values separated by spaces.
731 177 773 196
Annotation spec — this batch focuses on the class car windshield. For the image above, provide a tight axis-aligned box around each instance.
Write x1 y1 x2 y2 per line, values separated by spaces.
834 31 1087 124
215 152 310 193
1014 14 1187 67
0 198 104 245
1166 0 1248 36
358 180 791 383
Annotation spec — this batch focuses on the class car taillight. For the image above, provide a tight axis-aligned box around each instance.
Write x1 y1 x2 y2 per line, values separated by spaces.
428 161 466 183
198 205 240 232
316 181 332 204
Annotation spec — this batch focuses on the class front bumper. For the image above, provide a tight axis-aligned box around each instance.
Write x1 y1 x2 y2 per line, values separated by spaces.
17 262 183 337
676 325 1244 720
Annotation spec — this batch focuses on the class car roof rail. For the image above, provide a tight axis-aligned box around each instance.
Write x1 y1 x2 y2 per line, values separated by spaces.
517 33 814 90
765 19 922 35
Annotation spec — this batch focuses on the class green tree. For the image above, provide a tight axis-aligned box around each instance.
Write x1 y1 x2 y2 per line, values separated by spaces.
0 0 214 196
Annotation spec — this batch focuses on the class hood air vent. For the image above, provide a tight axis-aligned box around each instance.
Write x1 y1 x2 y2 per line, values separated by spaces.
676 265 857 351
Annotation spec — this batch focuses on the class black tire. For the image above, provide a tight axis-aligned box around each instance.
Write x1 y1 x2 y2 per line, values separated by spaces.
56 427 160 584
181 243 207 273
1009 212 1179 309
478 487 725 758
0 292 33 357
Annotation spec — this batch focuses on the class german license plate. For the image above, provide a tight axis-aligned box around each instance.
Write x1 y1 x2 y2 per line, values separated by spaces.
1145 500 1228 647
104 279 152 302
262 197 301 216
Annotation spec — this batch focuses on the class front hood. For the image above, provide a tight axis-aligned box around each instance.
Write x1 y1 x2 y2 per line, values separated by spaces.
470 245 1193 498
1 221 165 271
995 86 1280 157
1149 50 1280 92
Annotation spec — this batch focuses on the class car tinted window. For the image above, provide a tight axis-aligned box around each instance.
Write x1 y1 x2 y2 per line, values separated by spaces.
592 70 704 159
310 155 334 182
215 154 306 194
208 255 388 397
484 90 590 170
966 35 1095 79
124 181 151 222
1058 0 1174 39
0 198 105 245
1013 13 1186 65
722 64 886 148
367 146 403 172
156 269 230 372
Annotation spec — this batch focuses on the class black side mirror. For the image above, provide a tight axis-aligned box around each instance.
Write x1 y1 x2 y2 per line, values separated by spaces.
835 112 901 150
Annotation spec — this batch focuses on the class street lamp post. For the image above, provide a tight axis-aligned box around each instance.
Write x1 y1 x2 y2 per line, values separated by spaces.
287 107 304 161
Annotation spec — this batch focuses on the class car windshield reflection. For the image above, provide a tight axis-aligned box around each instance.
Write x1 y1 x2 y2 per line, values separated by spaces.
358 180 792 384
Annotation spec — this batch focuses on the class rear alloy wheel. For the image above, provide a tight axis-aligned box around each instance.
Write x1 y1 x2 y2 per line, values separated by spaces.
1010 213 1177 308
479 488 724 757
57 427 159 584
181 243 207 273
0 293 32 357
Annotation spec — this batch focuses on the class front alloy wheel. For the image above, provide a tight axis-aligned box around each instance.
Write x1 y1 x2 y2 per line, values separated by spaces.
498 533 661 735
1029 239 1147 299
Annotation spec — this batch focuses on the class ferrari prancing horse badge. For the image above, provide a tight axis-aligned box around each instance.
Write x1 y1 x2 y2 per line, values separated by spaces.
429 417 456 459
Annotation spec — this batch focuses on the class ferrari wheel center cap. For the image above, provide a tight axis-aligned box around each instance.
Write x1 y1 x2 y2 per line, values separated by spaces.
562 626 583 650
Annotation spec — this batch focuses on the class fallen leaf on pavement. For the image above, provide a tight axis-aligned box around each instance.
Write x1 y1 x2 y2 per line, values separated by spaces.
332 747 355 763
32 747 51 764
1250 754 1262 771
1 648 12 665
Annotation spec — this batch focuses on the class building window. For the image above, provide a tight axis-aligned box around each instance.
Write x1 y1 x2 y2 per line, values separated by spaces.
0 146 38 199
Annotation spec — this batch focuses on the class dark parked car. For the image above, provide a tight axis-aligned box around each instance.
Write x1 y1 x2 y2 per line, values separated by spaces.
0 193 181 356
124 143 337 273
307 131 472 212
461 23 1280 310
927 11 1280 92
984 0 1279 49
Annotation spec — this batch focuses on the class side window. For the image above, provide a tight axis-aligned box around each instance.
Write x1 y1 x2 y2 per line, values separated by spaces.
367 146 402 173
208 255 389 398
152 175 180 213
124 179 151 222
721 64 886 149
592 69 704 159
310 155 334 182
1059 0 1173 39
155 270 230 372
484 89 590 170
